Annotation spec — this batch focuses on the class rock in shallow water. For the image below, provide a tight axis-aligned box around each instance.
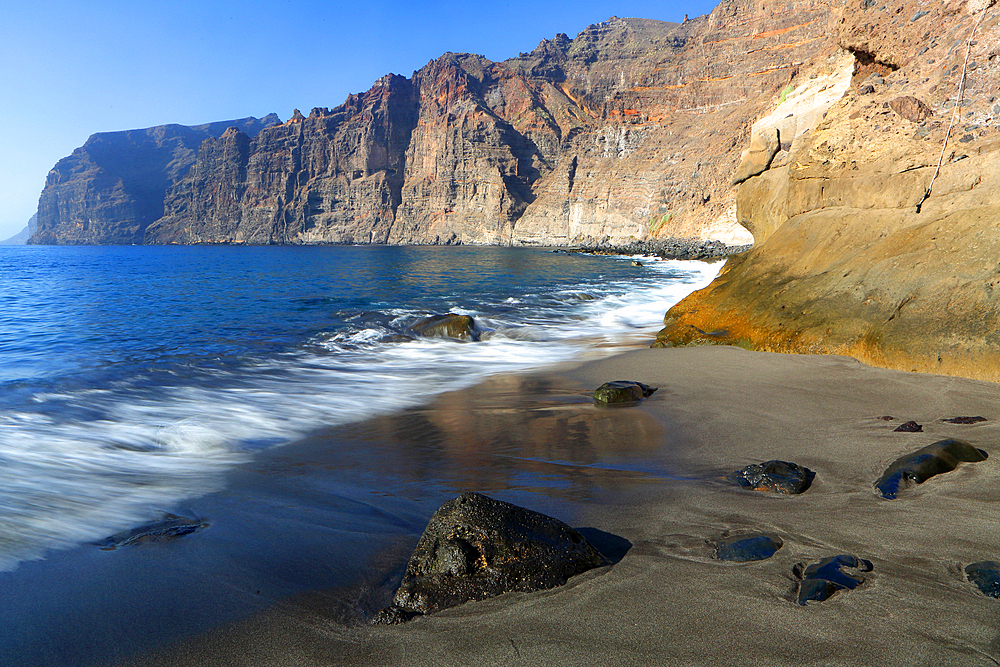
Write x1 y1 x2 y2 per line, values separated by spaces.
593 380 657 404
874 439 988 499
410 314 479 341
965 561 1000 598
726 460 815 494
375 493 608 622
794 555 873 605
97 513 207 550
714 534 783 562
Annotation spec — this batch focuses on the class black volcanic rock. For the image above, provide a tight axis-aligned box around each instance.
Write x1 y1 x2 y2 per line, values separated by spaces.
714 533 783 562
794 555 873 605
727 460 815 494
874 439 988 500
966 561 1000 598
30 115 280 245
893 420 923 432
381 492 608 618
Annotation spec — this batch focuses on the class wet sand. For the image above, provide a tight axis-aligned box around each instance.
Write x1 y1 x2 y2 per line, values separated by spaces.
11 346 1000 666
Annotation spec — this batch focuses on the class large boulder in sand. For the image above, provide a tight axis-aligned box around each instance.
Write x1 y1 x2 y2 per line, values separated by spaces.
874 439 988 499
376 493 608 621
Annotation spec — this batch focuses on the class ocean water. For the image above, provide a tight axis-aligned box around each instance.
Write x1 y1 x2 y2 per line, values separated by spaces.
0 245 720 573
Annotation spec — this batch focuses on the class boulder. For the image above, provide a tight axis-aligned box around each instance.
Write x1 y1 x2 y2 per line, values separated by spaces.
793 555 873 605
593 380 658 404
874 439 988 499
376 493 608 621
714 534 783 562
726 460 815 494
410 314 479 341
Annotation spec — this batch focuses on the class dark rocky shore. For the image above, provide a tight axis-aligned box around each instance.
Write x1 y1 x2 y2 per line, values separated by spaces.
570 238 751 261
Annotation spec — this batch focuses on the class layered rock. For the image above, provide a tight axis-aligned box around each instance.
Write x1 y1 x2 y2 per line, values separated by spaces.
31 116 280 245
511 5 836 247
35 1 842 247
656 0 1000 382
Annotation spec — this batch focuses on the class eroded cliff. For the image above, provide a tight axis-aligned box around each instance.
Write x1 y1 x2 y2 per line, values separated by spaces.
34 2 841 247
30 116 281 245
149 6 834 247
656 0 1000 381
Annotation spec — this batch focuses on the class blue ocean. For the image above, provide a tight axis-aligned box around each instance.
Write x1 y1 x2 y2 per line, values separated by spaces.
0 245 719 576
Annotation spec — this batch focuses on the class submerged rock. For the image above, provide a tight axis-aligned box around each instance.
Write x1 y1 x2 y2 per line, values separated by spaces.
965 561 1000 598
97 513 207 550
714 533 783 562
593 380 657 405
794 555 873 605
726 460 815 494
379 493 608 620
410 314 478 341
893 420 923 432
941 416 987 424
874 439 988 499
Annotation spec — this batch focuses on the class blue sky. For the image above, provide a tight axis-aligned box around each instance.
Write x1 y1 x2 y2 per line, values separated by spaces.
0 0 716 240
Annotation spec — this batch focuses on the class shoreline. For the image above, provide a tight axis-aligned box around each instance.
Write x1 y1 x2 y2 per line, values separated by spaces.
569 237 752 261
107 346 1000 667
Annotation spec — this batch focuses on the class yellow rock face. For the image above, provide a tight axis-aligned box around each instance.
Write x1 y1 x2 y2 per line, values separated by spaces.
657 2 1000 382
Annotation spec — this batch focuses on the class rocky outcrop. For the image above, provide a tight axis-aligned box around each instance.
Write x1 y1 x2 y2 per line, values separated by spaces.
30 116 280 245
656 0 1000 382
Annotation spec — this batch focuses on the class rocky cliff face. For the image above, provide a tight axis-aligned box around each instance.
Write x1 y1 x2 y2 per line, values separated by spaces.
30 116 280 245
147 7 834 246
657 0 1000 382
36 1 839 246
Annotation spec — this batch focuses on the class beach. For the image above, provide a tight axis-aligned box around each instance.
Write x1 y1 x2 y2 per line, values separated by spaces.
70 345 1000 666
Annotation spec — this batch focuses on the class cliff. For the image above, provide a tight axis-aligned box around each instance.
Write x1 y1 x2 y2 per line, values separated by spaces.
146 7 832 246
34 2 839 246
30 115 281 245
656 0 1000 382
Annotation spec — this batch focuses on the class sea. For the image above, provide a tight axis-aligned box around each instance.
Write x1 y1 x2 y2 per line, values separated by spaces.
0 244 720 576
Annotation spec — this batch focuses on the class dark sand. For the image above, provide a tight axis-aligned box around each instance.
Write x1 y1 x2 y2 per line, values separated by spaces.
9 347 1000 666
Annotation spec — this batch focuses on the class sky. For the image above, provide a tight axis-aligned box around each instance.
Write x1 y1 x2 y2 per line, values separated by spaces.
0 0 718 240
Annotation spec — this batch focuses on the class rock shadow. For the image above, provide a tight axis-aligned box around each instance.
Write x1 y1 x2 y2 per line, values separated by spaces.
576 527 632 564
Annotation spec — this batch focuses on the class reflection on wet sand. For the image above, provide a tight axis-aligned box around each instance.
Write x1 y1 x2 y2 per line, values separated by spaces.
289 371 669 501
